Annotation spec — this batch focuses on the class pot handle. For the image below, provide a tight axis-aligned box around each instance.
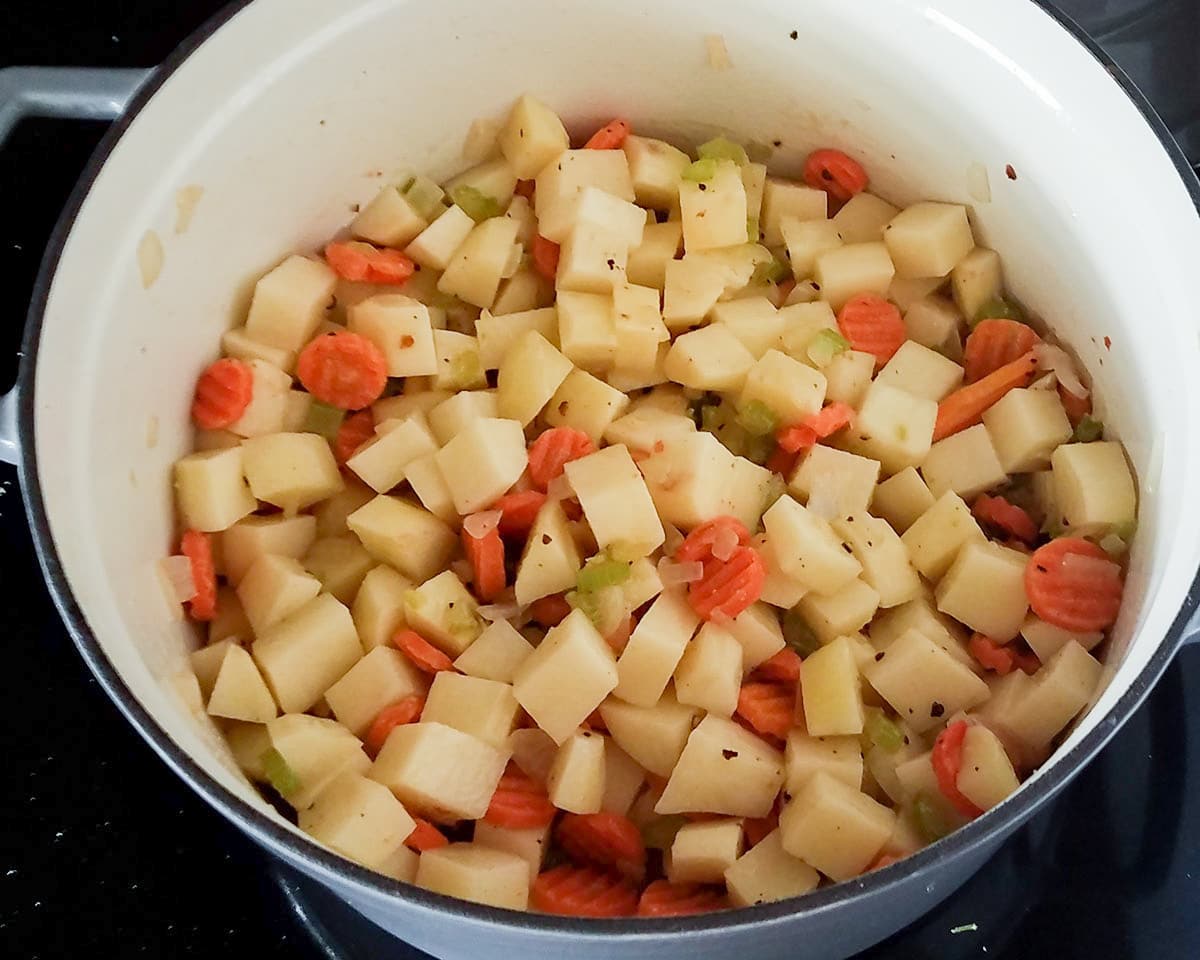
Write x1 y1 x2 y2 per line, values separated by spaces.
0 66 154 467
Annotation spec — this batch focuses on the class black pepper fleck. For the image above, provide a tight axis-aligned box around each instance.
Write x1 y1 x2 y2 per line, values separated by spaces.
606 258 616 269
874 651 885 661
773 139 782 148
930 701 945 718
722 749 739 760
542 534 552 545
698 182 707 191
1006 164 1017 180
789 29 798 39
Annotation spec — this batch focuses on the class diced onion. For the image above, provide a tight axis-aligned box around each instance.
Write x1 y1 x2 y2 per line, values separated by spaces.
160 555 196 604
463 510 503 540
712 525 740 562
478 602 522 622
1061 551 1121 580
658 558 705 586
663 523 685 556
705 33 732 70
1033 343 1089 399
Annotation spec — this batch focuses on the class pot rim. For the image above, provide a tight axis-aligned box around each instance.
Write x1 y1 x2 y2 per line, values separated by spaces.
16 0 1200 939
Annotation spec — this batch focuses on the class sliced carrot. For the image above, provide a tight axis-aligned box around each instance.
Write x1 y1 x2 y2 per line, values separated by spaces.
297 330 389 411
531 865 639 917
493 490 548 537
180 530 217 622
527 427 595 492
1058 383 1092 426
776 402 856 453
363 695 426 756
736 681 796 740
675 516 752 563
605 615 634 655
334 409 376 464
963 318 1041 383
557 812 647 882
636 880 728 917
766 444 799 476
967 633 1018 676
802 148 869 204
324 240 415 285
1025 537 1124 632
192 358 253 430
934 350 1038 442
390 629 456 674
754 648 802 684
515 179 536 199
462 521 507 602
689 546 765 621
528 594 572 628
485 763 558 829
972 494 1038 544
931 721 984 819
404 818 449 853
584 118 631 150
532 234 560 282
837 294 905 369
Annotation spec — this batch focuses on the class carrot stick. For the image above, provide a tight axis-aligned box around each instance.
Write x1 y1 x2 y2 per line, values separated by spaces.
462 521 506 602
364 695 425 756
390 629 456 674
531 865 638 917
933 350 1038 441
180 530 217 621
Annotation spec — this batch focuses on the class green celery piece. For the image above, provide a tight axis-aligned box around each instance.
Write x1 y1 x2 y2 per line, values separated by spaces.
302 401 346 442
642 815 688 851
807 328 851 367
697 136 750 166
449 350 487 390
567 589 601 627
449 185 504 222
782 610 820 657
736 400 781 438
402 175 447 222
973 297 1025 327
1071 415 1104 443
681 158 720 183
261 748 301 798
913 793 951 843
864 708 904 753
750 256 790 286
577 557 633 594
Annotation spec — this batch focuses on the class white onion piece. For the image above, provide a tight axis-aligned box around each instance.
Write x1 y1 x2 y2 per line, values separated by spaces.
711 524 740 562
658 558 705 586
463 510 503 540
1061 551 1121 580
160 555 196 604
663 523 685 557
1033 343 1089 399
478 602 522 623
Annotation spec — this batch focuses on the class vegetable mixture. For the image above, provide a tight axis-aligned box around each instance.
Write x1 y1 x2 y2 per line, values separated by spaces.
169 94 1137 916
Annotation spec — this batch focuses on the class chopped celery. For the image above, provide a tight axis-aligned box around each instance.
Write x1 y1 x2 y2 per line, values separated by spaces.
736 400 780 438
750 256 790 286
449 185 504 222
577 557 633 593
913 793 950 843
807 328 851 367
681 158 720 182
864 708 904 753
302 401 346 441
746 216 761 243
1071 415 1104 443
973 297 1025 327
697 136 749 166
745 140 774 163
783 610 820 657
402 175 447 222
642 814 688 851
449 350 487 390
567 589 601 627
744 433 775 466
261 748 301 798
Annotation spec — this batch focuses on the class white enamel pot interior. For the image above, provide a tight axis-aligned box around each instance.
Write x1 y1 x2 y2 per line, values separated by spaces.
13 0 1200 958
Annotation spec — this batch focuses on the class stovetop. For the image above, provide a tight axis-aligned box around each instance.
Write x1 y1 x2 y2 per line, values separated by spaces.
3 3 1199 958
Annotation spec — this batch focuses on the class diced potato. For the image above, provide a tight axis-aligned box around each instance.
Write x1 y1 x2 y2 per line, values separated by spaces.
404 570 482 656
437 216 520 309
847 382 937 475
299 772 416 873
191 639 235 700
371 721 509 821
513 499 582 605
822 349 876 407
1051 442 1137 535
606 344 670 391
782 217 843 280
921 424 1007 501
493 267 555 317
889 275 946 312
1021 614 1102 663
556 291 616 372
416 843 529 910
347 416 438 494
762 496 861 596
347 495 458 582
669 819 745 885
427 330 484 393
325 646 427 735
473 822 551 886
454 619 535 683
800 636 865 737
755 534 810 609
727 603 787 672
604 404 695 453
350 565 413 652
1001 640 1103 751
547 730 606 813
600 689 699 777
601 740 646 816
661 257 727 330
426 391 497 446
679 161 748 251
779 772 895 881
444 156 518 210
955 724 1019 811
225 720 272 781
268 713 369 809
722 456 775 532
664 324 756 392
798 579 880 645
639 431 735 528
406 205 476 272
623 135 690 208
875 341 964 402
434 416 528 516
352 183 428 248
724 829 820 906
222 514 317 586
509 727 558 785
981 387 1072 474
950 246 1002 320
776 300 837 360
789 445 879 519
423 672 519 748
377 844 419 883
404 455 458 525
785 731 863 793
571 187 646 248
673 622 742 716
903 296 963 355
864 628 990 733
205 644 278 722
245 255 337 352
556 222 630 295
883 202 974 279
302 534 374 604
742 161 767 224
739 349 827 426
193 428 242 452
814 242 895 311
627 221 683 289
174 447 257 533
208 590 251 646
831 513 921 609
496 330 574 426
709 297 784 359
544 368 630 442
833 192 900 244
237 554 322 635
612 282 670 375
872 468 936 535
222 327 295 373
656 715 785 817
513 609 619 743
761 177 826 247
374 391 451 424
225 359 290 439
535 149 635 243
476 307 559 370
241 433 342 512
615 590 701 706
935 540 1029 641
901 490 985 581
565 445 665 556
870 595 974 670
498 94 570 179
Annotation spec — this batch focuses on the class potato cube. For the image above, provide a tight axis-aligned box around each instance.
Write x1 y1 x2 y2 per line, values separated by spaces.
776 300 838 360
513 609 619 743
174 447 257 533
901 491 985 581
661 257 727 330
426 391 497 447
762 496 861 596
565 445 665 556
422 672 518 748
755 534 810 609
222 327 295 373
349 565 412 652
669 819 745 885
473 822 551 886
1051 442 1137 535
982 387 1072 474
814 242 895 311
437 216 520 309
727 603 787 672
225 359 290 439
536 149 635 242
615 590 701 706
599 689 699 777
664 324 756 392
351 183 428 248
782 217 843 280
373 391 452 424
799 636 865 737
222 514 316 585
241 432 342 512
903 296 963 355
207 590 250 646
875 341 964 402
779 772 895 881
921 424 1007 500
951 246 1002 320
870 595 973 670
601 741 646 816
832 513 922 609
556 223 630 295
325 646 427 735
883 202 974 279
872 467 936 534
299 772 415 872
864 628 990 732
848 382 937 475
571 187 645 249
889 275 946 312
556 291 617 371
415 843 529 910
347 495 457 582
656 715 785 817
205 644 278 722
454 619 535 683
404 570 482 656
761 177 827 247
724 829 820 906
512 499 582 605
832 192 899 244
936 540 1029 641
237 554 322 635
377 844 419 883
639 431 735 529
739 349 827 425
679 161 748 251
406 205 476 272
302 534 374 604
251 594 362 714
224 720 272 781
723 456 776 532
496 331 574 426
498 94 570 179
627 221 683 290
709 297 784 359
789 445 879 519
623 135 690 208
245 255 337 352
742 162 767 222
434 417 528 515
476 306 558 370
798 579 880 645
444 156 518 209
547 730 606 814
191 639 235 700
508 727 558 786
1003 640 1103 751
1021 615 1102 663
347 416 438 494
606 345 670 392
348 295 438 378
785 731 863 794
544 369 630 442
955 724 1020 811
612 282 670 375
822 349 876 407
267 713 370 810
401 459 456 529
604 405 695 454
673 622 742 716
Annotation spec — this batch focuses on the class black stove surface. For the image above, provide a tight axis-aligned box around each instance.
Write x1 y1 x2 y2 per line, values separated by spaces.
3 3 1199 958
